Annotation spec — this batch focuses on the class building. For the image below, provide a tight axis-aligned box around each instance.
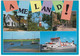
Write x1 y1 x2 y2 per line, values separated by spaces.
3 14 27 28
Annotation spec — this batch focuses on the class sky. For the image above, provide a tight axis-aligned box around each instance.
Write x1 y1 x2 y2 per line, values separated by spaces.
17 1 29 17
3 31 40 39
40 31 77 44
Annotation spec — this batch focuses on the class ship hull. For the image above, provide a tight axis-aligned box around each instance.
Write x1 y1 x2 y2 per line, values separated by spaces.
42 46 76 51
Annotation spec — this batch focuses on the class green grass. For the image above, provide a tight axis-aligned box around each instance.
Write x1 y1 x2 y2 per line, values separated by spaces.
3 39 39 42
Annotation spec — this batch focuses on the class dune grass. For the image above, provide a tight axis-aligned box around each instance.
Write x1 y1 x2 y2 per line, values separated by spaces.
3 39 39 42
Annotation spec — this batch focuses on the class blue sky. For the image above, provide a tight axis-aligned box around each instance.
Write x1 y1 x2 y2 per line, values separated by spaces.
17 1 29 17
40 31 77 44
3 31 40 39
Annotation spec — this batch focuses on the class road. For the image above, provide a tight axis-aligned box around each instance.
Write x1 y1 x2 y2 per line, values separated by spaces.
57 25 76 31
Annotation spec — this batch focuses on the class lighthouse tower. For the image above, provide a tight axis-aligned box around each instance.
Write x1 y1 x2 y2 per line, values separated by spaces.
39 16 42 27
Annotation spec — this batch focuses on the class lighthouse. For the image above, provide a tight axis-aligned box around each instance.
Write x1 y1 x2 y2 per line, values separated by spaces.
39 22 42 27
39 16 42 27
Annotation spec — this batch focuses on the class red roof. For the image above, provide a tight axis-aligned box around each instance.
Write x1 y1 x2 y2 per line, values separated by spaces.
51 37 60 40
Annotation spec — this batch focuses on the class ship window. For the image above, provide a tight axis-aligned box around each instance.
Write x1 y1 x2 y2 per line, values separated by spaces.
43 46 46 47
53 43 55 44
51 39 59 42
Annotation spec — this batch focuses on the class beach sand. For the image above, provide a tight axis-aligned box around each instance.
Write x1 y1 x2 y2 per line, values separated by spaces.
57 25 76 31
9 49 40 52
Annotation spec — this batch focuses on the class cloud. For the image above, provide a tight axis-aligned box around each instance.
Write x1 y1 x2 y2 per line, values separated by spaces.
70 38 74 40
60 37 68 42
3 31 40 39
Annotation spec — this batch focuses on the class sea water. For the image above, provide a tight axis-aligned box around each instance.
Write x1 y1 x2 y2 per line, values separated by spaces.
3 41 40 52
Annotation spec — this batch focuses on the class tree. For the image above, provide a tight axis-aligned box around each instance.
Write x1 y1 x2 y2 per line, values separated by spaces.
12 11 17 17
57 12 61 21
12 11 22 27
27 11 46 31
42 12 52 30
3 14 7 26
71 15 76 28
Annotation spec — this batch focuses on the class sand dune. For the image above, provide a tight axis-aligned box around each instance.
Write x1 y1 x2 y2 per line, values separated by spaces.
9 49 40 52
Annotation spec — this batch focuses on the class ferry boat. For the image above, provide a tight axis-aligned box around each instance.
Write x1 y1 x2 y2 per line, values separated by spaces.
41 37 76 50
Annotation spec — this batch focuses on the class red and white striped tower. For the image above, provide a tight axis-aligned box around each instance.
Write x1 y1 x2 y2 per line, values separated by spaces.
39 16 42 27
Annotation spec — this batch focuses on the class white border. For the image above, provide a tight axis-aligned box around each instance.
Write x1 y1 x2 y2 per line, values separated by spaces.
0 0 80 56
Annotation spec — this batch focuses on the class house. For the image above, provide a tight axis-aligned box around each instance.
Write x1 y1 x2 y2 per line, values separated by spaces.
4 14 27 28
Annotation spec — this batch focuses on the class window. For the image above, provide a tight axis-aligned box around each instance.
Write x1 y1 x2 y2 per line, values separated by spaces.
8 16 9 19
7 22 10 25
14 23 15 25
